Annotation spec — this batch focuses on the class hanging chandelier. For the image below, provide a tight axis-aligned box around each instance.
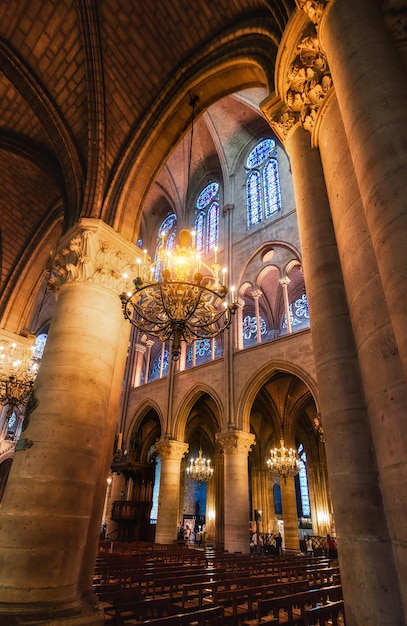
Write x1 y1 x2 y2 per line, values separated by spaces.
186 448 214 483
120 95 237 361
0 338 38 417
267 438 300 480
120 229 237 361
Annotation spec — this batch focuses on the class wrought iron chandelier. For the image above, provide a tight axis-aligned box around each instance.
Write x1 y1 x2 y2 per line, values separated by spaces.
186 448 214 483
0 339 38 417
120 96 237 360
267 438 300 480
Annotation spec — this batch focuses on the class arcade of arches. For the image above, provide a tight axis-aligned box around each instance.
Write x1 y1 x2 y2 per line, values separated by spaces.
0 1 407 626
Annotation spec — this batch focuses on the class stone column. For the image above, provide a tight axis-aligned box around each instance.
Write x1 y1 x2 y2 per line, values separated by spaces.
0 218 139 625
144 339 154 383
132 343 146 387
236 298 244 351
307 462 331 538
215 430 255 554
251 290 263 344
155 439 188 545
318 0 407 382
317 91 407 609
280 475 299 550
285 125 403 626
279 277 292 334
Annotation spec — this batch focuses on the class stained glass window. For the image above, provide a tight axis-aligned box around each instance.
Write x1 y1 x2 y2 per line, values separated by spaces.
195 212 205 252
242 315 267 340
282 294 310 329
247 171 261 228
264 160 282 217
33 333 47 359
186 338 218 366
194 182 219 253
297 444 311 517
207 201 219 252
246 139 282 228
155 214 177 280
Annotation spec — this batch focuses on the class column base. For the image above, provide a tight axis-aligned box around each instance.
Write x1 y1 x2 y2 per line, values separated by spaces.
0 608 104 626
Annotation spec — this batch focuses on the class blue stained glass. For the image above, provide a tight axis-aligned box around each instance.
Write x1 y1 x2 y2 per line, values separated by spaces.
207 201 219 252
151 349 169 376
294 294 309 318
282 294 310 329
34 333 47 359
247 171 261 228
158 214 176 237
298 445 311 517
194 212 205 252
166 232 176 250
196 182 219 209
242 315 267 340
246 139 275 169
264 159 282 217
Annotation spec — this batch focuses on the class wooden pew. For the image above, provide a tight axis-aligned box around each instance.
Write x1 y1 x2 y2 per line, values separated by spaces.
304 599 345 625
212 580 310 624
105 595 176 625
257 585 343 625
117 604 225 625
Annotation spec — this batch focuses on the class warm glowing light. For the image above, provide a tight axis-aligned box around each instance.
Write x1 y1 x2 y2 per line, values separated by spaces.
267 439 300 480
186 448 214 483
120 228 237 361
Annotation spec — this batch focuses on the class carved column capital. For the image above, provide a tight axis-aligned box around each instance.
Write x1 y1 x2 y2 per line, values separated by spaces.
261 95 300 144
49 218 140 296
155 438 189 461
296 0 329 25
216 430 256 455
286 33 332 134
251 289 263 300
279 276 291 286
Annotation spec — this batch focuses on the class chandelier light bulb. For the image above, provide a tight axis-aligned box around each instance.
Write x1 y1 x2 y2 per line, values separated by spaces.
267 438 300 480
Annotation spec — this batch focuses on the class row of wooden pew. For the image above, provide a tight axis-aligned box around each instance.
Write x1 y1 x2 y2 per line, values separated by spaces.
94 545 345 625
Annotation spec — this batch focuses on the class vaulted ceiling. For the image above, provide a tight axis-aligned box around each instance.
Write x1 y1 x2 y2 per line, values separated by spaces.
0 0 296 330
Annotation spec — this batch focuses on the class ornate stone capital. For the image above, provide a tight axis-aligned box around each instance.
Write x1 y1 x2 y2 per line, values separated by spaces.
216 430 256 455
296 0 329 25
285 33 332 133
279 276 291 286
49 218 140 296
251 289 263 300
261 95 300 143
155 439 189 461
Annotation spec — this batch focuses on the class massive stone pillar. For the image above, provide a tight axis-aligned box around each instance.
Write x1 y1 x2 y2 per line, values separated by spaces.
317 92 407 612
285 124 403 625
155 439 188 545
318 0 407 382
215 430 255 554
280 475 298 550
0 218 138 625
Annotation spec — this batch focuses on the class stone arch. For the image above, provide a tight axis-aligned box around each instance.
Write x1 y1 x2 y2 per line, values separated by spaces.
172 383 224 442
125 399 164 462
104 25 280 240
237 358 319 433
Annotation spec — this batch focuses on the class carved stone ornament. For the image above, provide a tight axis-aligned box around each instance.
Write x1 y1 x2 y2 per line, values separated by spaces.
215 430 256 455
382 1 407 46
296 0 329 25
285 33 332 132
261 95 300 143
49 218 140 296
155 439 189 461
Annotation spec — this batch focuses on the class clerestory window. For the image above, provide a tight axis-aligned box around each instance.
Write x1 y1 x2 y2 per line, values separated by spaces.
246 139 282 229
194 182 219 253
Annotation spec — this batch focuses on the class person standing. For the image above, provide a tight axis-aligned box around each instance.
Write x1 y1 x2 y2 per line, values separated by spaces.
306 536 314 557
